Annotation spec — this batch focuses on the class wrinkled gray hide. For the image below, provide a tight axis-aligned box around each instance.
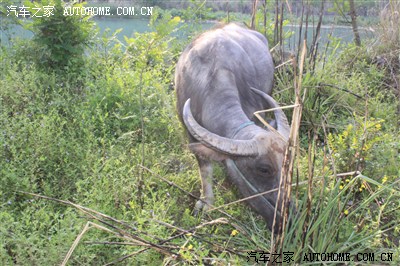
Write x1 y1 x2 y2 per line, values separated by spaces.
175 23 290 233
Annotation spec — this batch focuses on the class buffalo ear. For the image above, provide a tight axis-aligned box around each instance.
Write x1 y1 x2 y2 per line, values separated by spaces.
189 143 229 162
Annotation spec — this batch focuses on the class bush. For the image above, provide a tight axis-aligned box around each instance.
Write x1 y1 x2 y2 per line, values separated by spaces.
24 0 94 72
327 116 398 178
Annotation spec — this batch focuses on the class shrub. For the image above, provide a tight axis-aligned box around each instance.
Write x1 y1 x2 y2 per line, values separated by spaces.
24 0 94 72
327 116 396 177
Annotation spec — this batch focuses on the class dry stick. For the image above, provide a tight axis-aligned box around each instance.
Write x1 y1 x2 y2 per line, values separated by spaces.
284 0 292 14
208 180 307 213
304 1 309 48
322 37 330 70
269 43 279 54
296 0 304 62
151 217 231 246
84 241 165 246
275 59 295 69
83 241 179 251
159 219 246 258
17 191 130 227
17 191 162 242
105 218 240 266
62 221 159 266
139 165 265 247
106 218 228 266
250 0 258 30
254 105 300 142
61 222 92 266
206 171 359 214
153 217 229 233
151 218 247 257
17 191 179 259
86 214 170 253
310 0 324 69
279 1 284 62
274 0 279 45
317 83 363 99
263 0 268 37
272 40 307 254
289 44 304 221
225 2 230 23
103 249 148 266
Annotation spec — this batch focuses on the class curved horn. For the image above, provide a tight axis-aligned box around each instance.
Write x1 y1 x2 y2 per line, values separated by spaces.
183 99 259 156
250 88 291 141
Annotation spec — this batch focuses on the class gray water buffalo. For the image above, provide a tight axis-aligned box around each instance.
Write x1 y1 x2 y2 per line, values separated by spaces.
175 23 290 232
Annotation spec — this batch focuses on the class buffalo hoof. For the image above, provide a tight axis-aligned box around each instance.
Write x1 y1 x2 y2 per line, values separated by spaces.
193 199 212 216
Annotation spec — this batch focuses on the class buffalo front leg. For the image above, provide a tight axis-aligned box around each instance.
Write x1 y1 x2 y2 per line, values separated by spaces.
193 156 214 215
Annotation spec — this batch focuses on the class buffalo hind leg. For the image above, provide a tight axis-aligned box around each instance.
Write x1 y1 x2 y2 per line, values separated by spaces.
193 156 214 215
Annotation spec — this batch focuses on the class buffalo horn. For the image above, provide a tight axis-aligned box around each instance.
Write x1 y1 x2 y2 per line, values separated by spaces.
250 88 291 141
183 99 260 157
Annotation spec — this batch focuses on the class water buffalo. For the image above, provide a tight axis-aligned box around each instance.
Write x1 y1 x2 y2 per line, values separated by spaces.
175 23 290 232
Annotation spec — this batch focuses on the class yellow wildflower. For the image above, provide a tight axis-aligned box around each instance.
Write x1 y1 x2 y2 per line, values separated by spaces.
187 244 193 250
382 176 388 184
344 209 349 215
339 185 344 190
231 229 239 237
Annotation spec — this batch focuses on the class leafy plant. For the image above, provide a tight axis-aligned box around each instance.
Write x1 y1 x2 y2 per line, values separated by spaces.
24 0 94 72
328 115 398 181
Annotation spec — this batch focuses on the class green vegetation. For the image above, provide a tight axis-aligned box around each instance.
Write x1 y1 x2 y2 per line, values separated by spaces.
24 0 94 72
1 1 399 265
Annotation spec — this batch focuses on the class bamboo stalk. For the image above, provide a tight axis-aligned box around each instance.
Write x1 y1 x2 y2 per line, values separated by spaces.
270 39 307 254
254 104 300 141
61 222 92 266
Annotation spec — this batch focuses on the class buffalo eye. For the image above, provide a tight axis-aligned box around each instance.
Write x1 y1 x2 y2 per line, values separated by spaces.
257 165 272 174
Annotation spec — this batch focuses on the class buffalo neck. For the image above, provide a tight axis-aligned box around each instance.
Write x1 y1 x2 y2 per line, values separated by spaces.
199 101 265 141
